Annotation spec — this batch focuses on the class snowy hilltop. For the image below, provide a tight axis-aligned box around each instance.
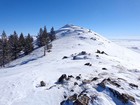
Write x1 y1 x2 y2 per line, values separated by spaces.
0 24 140 105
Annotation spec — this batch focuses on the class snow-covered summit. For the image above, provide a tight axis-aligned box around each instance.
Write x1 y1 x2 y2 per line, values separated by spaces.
61 24 75 28
0 25 140 105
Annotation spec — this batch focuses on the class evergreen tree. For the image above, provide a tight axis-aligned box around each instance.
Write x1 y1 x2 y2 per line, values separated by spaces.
9 31 20 59
37 26 51 47
42 26 50 45
24 34 34 55
19 33 25 51
43 26 51 56
36 28 43 47
0 31 11 67
50 27 56 41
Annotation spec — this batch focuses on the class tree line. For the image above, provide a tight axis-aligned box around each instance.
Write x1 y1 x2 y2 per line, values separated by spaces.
0 26 56 67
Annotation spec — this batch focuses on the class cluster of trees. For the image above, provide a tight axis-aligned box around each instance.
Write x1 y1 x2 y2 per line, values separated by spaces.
0 26 56 67
0 31 34 67
36 26 56 56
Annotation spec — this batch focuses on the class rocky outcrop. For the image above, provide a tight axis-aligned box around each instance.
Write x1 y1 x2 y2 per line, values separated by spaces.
61 94 90 105
109 87 135 103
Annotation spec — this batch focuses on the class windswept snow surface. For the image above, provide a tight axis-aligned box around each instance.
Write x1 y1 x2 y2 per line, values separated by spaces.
0 24 140 105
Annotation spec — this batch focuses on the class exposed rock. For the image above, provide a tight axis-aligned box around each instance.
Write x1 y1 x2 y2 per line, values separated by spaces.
90 37 96 40
117 78 126 81
60 100 65 105
96 50 108 55
62 56 68 59
66 75 74 80
102 68 107 70
82 79 92 84
97 79 107 88
96 55 99 57
74 100 83 105
68 94 78 101
74 82 78 86
64 95 67 99
96 50 101 54
79 51 87 55
84 63 92 66
129 83 138 89
76 76 81 80
73 56 77 60
57 74 67 83
91 77 98 81
63 93 89 105
76 94 90 105
71 89 74 92
90 94 97 103
99 78 121 88
101 51 107 55
40 81 46 87
111 81 120 87
68 75 74 78
109 87 135 103
107 78 120 87
121 93 135 103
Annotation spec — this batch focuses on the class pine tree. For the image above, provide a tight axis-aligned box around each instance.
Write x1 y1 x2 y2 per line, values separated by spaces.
24 34 34 55
19 33 25 51
0 31 11 67
43 26 51 56
37 26 51 47
50 27 56 41
36 28 43 47
9 31 20 60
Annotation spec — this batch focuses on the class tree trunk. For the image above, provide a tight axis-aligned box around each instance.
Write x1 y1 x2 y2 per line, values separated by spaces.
44 45 46 56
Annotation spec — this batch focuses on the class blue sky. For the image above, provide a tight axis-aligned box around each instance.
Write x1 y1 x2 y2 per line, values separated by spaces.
0 0 140 39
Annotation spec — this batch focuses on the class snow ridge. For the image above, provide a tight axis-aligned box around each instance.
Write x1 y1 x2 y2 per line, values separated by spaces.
0 24 140 105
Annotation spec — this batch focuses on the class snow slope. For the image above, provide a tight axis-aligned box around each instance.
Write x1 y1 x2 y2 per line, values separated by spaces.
0 24 140 105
